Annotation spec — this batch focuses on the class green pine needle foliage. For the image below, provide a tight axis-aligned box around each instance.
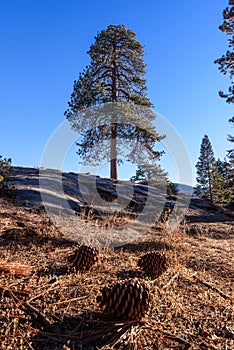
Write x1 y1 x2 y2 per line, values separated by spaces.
214 1 234 109
65 24 164 179
0 156 16 198
214 1 234 206
195 135 233 206
195 135 220 204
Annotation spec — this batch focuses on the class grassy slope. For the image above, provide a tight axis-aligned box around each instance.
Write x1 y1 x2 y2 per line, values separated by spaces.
0 194 233 349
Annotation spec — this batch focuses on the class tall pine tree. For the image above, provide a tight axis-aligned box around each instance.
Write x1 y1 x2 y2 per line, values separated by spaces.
227 151 234 206
65 24 163 179
214 1 234 205
214 1 234 120
195 135 220 203
215 158 231 205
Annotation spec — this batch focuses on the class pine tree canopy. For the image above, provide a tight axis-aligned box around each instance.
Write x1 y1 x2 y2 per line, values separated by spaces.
214 1 234 118
65 24 164 179
214 1 234 205
65 24 152 114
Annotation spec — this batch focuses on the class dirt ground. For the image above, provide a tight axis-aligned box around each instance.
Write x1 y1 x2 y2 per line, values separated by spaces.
0 196 233 349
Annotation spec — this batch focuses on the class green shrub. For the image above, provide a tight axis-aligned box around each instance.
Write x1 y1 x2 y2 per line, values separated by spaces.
0 155 16 198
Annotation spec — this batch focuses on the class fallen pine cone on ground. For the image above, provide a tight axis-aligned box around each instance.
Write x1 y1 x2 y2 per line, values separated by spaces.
138 251 169 278
97 278 151 320
67 245 99 271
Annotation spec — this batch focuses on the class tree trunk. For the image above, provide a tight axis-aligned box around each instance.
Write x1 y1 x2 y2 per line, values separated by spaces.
110 46 118 179
208 169 213 203
110 123 117 179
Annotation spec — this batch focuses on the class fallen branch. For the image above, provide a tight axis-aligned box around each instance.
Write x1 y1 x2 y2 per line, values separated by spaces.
162 332 191 348
55 295 88 305
193 276 230 300
0 261 33 276
162 272 179 290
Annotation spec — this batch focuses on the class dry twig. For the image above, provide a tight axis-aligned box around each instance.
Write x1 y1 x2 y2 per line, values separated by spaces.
193 275 231 300
27 280 60 303
162 272 179 290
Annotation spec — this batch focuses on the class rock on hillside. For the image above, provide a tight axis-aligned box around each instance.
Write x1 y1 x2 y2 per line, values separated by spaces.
10 166 176 214
8 166 233 245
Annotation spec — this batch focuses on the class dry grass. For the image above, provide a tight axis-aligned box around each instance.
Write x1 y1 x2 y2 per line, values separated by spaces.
0 198 233 349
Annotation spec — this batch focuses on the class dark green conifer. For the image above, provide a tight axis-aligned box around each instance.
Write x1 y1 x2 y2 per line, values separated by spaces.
65 25 163 179
195 135 219 203
215 1 234 206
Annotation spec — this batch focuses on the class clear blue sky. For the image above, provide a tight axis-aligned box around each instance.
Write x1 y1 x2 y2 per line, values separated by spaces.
0 0 233 185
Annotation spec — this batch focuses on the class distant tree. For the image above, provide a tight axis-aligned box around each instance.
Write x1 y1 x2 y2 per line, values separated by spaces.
130 165 178 195
226 149 234 208
0 155 15 197
195 135 221 203
0 155 11 182
214 1 234 139
166 181 178 196
65 24 163 180
130 166 147 183
214 158 231 205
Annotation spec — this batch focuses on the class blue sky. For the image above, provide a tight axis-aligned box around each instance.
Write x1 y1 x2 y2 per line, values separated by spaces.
0 0 233 185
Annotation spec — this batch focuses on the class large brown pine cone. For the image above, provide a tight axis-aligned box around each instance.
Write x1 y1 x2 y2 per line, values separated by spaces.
68 245 99 271
138 251 169 278
97 278 151 320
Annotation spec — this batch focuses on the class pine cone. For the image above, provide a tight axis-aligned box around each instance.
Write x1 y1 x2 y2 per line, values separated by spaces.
97 278 150 320
68 245 99 271
138 251 169 278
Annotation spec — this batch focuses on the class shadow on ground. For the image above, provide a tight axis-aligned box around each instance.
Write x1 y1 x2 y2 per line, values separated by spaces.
0 228 78 248
31 312 137 350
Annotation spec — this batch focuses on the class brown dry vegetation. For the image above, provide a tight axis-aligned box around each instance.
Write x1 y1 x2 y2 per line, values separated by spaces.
0 197 233 349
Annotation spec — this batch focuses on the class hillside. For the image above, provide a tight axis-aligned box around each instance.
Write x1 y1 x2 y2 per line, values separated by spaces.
0 167 233 349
